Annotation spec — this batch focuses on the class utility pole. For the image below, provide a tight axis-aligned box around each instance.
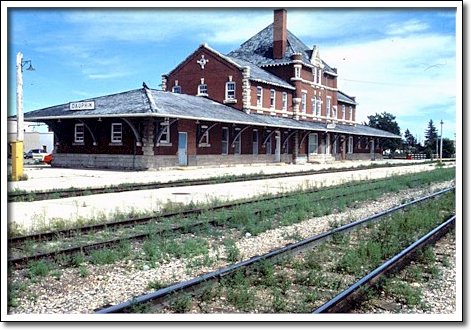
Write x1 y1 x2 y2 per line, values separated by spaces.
12 51 34 181
440 120 444 164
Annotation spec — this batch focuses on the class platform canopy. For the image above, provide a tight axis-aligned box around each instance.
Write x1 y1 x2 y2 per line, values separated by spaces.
20 87 401 139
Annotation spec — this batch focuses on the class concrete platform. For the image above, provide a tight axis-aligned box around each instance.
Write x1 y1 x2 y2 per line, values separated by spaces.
6 159 452 233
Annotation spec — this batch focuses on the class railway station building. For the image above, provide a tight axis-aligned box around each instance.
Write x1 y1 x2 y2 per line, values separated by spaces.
20 9 401 170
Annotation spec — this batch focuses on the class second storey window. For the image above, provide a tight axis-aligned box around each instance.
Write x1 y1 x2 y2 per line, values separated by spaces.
318 69 322 85
301 92 307 113
313 67 317 83
312 98 316 116
326 97 331 117
226 82 236 100
198 84 208 96
282 92 287 111
270 89 276 109
316 97 322 117
172 85 181 93
295 66 301 78
257 86 263 107
349 106 353 121
111 123 122 143
332 106 337 119
74 123 84 143
342 104 346 120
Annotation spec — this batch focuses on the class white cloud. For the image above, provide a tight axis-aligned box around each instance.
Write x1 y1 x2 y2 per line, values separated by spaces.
386 19 429 35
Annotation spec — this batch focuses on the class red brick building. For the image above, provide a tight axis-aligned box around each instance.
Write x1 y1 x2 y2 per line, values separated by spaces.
20 9 400 170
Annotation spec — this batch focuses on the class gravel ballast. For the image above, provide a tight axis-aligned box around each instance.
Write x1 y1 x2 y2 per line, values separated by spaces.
7 180 456 316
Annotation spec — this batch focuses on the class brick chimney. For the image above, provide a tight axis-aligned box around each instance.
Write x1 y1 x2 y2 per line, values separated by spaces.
273 9 287 59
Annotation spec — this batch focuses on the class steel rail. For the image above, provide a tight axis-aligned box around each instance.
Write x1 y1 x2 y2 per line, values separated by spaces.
312 215 456 314
8 182 396 266
93 187 454 314
9 176 399 245
8 161 444 202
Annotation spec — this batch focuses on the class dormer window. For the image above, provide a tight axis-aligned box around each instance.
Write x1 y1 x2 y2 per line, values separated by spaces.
172 85 181 93
318 69 322 84
313 67 317 83
198 84 208 96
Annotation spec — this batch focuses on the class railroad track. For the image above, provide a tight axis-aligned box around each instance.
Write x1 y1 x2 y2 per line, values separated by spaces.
8 177 408 267
313 215 455 313
92 187 455 314
7 161 449 203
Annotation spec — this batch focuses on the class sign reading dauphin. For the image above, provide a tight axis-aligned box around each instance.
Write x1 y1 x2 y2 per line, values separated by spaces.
69 101 95 110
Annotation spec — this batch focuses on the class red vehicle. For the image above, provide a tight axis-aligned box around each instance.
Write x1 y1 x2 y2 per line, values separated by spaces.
43 154 53 164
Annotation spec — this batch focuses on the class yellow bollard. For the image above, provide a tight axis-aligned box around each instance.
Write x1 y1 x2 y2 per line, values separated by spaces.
11 141 24 181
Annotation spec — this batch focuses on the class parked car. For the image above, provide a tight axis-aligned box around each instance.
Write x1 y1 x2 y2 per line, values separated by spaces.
43 154 53 164
25 149 48 161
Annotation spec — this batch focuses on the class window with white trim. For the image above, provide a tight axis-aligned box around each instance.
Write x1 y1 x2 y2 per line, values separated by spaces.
301 92 307 113
199 125 209 146
234 128 241 155
226 82 236 100
74 123 84 143
266 131 272 154
342 104 346 120
349 106 353 121
312 98 316 116
282 92 287 111
318 69 322 85
111 123 123 143
198 84 208 96
172 85 181 93
308 133 318 154
257 86 263 107
295 66 301 78
270 89 276 109
348 136 354 154
313 67 317 83
316 97 322 117
158 121 170 144
332 106 337 119
252 129 258 155
326 96 331 117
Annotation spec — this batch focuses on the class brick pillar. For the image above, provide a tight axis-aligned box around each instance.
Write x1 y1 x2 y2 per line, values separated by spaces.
141 118 155 156
293 131 299 164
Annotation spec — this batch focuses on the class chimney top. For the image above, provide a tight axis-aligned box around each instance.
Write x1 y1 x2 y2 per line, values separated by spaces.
273 9 287 59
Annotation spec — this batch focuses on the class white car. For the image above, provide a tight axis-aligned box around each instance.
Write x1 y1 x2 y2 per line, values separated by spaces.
25 149 48 161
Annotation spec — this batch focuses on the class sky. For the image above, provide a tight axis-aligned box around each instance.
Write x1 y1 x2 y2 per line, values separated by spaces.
4 2 460 141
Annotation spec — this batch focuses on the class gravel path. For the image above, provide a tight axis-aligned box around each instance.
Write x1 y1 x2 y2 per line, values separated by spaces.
7 180 455 315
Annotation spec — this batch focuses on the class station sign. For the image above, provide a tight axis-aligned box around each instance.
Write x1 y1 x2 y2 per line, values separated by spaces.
69 101 95 111
326 123 336 129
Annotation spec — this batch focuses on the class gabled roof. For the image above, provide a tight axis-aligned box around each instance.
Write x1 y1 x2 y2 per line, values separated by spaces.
19 88 400 139
227 23 336 74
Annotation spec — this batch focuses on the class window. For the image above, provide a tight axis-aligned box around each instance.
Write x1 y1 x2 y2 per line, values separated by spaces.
234 128 241 155
226 82 236 100
312 98 316 116
282 92 287 111
301 92 307 113
349 106 353 121
270 90 276 109
316 97 322 117
266 131 272 154
111 123 122 143
295 66 301 78
252 130 259 155
74 123 84 143
333 135 337 154
318 69 322 85
332 106 337 119
348 136 354 154
200 125 209 146
326 97 331 117
172 85 181 93
342 104 346 120
158 121 170 144
313 67 317 83
308 133 318 154
198 84 208 96
222 127 229 155
257 86 263 107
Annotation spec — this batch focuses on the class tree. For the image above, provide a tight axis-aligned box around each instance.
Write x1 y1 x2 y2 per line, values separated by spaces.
366 112 401 153
441 138 455 158
403 128 418 153
424 119 438 158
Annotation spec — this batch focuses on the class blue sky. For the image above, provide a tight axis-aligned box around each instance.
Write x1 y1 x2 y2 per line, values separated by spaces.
5 3 460 141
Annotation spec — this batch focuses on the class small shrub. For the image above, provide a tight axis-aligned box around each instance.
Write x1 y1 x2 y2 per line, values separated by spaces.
170 293 192 313
26 260 54 279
